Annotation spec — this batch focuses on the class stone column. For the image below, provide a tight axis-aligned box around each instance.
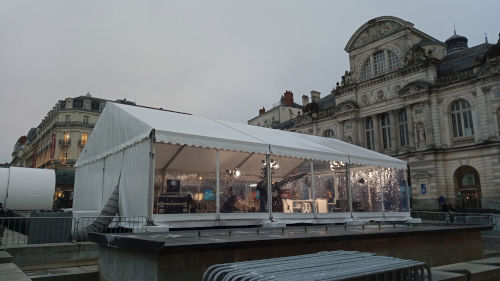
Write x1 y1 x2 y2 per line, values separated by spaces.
372 115 381 151
357 118 364 147
384 50 390 72
338 122 344 140
370 55 375 76
389 110 397 152
424 101 434 148
478 86 492 140
407 106 415 148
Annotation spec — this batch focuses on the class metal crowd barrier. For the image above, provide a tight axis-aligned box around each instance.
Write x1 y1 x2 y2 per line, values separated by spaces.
411 211 494 225
203 251 431 281
73 216 148 242
0 216 75 245
0 215 148 246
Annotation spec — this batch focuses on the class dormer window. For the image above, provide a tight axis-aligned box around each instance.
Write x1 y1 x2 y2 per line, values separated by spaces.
360 50 400 79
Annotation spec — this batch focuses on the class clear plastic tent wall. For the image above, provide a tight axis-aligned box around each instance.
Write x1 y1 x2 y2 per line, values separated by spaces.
74 102 410 226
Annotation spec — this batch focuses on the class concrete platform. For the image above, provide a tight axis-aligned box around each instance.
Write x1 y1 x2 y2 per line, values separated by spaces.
90 224 491 281
469 256 500 266
26 265 98 281
433 262 500 281
482 250 500 258
0 263 31 281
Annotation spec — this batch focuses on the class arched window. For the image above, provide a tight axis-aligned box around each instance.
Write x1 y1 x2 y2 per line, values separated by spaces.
365 117 374 150
388 51 400 69
323 129 335 138
373 51 386 75
451 99 474 138
454 165 481 209
360 50 400 79
380 114 391 149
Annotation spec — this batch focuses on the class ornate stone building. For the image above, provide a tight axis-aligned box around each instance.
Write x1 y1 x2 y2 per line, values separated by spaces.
11 94 107 200
250 16 500 210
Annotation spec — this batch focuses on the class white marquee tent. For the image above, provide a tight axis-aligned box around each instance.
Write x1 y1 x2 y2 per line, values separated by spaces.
74 102 409 227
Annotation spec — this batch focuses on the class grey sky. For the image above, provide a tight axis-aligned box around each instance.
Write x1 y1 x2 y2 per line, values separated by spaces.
0 0 498 163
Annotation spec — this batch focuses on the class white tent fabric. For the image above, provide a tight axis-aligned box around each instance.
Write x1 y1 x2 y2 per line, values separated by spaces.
215 119 349 163
76 103 153 167
74 102 407 218
73 160 103 212
113 103 269 156
295 133 407 169
76 102 405 168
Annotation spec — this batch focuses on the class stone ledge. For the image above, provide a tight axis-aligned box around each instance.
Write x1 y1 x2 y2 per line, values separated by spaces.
428 270 467 281
0 263 31 281
27 265 98 281
0 250 13 263
433 262 500 281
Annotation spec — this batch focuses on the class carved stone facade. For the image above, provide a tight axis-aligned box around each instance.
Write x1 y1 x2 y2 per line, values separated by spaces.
250 16 500 210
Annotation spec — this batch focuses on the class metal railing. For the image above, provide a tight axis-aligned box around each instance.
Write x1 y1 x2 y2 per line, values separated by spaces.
73 216 148 242
411 211 494 225
0 215 148 246
0 216 75 246
203 251 431 281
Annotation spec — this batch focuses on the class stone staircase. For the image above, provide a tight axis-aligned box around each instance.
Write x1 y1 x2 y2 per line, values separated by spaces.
482 230 500 251
0 250 31 281
424 231 500 280
1 243 98 281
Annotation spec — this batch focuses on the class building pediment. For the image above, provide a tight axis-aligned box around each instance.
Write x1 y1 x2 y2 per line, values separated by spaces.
335 100 359 113
345 16 413 52
398 81 432 97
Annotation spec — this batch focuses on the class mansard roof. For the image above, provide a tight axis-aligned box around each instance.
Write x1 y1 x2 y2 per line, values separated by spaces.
437 43 492 76
317 94 336 110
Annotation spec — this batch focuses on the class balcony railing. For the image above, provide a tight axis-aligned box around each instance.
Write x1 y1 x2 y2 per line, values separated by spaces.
58 139 71 146
78 140 87 147
56 121 95 128
452 136 475 146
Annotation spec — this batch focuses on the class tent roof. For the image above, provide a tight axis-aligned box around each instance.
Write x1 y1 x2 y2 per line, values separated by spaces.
76 102 406 169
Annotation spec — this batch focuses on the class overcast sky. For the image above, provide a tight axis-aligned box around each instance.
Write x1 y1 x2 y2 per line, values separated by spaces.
0 0 498 163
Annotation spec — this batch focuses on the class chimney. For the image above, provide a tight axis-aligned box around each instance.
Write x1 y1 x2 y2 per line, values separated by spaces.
259 107 266 115
283 91 294 107
310 91 321 102
302 95 309 106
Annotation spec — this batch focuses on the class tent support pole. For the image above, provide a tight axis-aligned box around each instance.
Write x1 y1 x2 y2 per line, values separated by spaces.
405 169 410 213
148 133 156 223
266 154 272 221
379 168 385 218
101 156 106 210
216 149 220 220
311 161 317 218
347 164 353 219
